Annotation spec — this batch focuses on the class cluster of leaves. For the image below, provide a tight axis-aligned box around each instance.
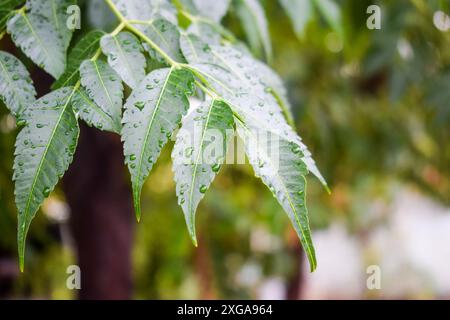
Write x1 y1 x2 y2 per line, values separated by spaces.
0 0 331 271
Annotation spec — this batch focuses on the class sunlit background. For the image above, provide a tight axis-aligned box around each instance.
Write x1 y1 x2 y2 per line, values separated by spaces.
0 0 449 299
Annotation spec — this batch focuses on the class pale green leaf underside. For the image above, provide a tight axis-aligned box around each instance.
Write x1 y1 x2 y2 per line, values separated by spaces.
236 121 317 271
141 18 186 64
80 59 123 131
312 0 343 38
7 1 68 78
72 88 121 134
14 87 79 270
122 67 194 220
27 0 75 51
180 37 327 187
0 10 13 31
0 50 36 116
279 0 313 37
172 99 234 244
192 0 231 22
53 30 106 90
112 0 177 25
234 0 272 61
101 31 146 89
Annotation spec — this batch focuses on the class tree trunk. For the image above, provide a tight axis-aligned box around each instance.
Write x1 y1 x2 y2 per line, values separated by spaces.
63 124 134 300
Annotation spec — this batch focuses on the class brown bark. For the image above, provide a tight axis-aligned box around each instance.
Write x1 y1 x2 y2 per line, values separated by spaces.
63 124 134 300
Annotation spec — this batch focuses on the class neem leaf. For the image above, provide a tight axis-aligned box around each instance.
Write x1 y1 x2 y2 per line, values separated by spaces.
100 31 146 89
14 87 79 271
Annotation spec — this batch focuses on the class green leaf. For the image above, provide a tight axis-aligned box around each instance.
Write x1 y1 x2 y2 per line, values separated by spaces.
181 36 322 181
180 34 293 123
141 19 186 64
53 30 106 90
122 67 194 221
100 31 146 89
14 87 79 271
0 0 24 10
71 88 121 134
112 0 177 25
191 0 231 22
0 50 36 116
172 99 234 244
236 120 317 271
0 10 13 31
279 0 313 38
79 59 123 131
26 0 75 51
234 0 272 61
312 0 343 39
7 2 67 78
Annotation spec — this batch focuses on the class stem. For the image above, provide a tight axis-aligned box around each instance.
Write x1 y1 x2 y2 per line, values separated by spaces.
0 31 5 41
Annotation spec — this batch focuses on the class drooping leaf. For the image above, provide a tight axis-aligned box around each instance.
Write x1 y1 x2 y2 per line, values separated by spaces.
172 99 234 244
122 67 194 221
234 0 272 61
112 0 177 25
100 31 146 89
71 88 121 133
312 0 343 38
279 0 313 38
236 120 317 271
141 19 186 63
7 2 67 78
0 50 36 116
26 0 75 51
53 30 106 90
0 10 13 31
79 59 123 131
192 0 231 22
14 87 79 271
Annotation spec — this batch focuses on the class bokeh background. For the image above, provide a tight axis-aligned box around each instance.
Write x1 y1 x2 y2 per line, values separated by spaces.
0 0 449 299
